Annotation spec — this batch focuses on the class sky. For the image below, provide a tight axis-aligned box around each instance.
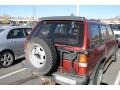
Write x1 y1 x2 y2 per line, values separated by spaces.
0 5 120 19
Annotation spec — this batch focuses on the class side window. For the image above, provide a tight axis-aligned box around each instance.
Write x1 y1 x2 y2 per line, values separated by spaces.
107 26 114 39
90 24 101 47
7 29 25 39
100 25 107 41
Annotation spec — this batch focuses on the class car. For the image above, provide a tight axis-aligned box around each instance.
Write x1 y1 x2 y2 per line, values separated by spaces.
114 30 120 42
110 24 120 44
0 26 32 68
24 16 118 85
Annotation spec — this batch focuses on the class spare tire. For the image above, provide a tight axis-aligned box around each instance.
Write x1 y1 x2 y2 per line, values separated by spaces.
25 36 57 75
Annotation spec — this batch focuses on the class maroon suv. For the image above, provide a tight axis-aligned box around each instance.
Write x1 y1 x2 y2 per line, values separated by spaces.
24 16 118 85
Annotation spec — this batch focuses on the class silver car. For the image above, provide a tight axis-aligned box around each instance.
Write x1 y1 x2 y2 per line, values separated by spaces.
0 26 32 67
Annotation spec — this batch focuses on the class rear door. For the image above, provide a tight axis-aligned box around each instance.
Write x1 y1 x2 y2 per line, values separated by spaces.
100 25 116 59
87 23 105 76
7 28 26 57
105 25 117 58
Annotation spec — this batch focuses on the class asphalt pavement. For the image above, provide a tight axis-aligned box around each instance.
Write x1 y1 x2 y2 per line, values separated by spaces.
0 58 47 85
0 49 120 85
102 49 120 85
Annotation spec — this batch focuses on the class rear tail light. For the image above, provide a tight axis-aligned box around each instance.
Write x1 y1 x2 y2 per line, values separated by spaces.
78 54 88 75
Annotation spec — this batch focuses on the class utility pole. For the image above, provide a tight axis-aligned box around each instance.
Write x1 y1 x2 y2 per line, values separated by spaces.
33 6 37 21
77 5 80 16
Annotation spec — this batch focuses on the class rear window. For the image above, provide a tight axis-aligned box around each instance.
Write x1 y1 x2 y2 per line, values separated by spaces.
0 29 5 33
34 20 84 46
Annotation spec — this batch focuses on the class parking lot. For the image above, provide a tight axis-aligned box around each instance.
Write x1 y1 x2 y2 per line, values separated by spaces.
0 49 119 85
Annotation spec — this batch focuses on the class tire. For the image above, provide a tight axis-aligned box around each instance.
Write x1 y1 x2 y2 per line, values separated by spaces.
0 51 14 68
93 64 104 85
25 36 57 76
110 47 117 62
111 53 117 62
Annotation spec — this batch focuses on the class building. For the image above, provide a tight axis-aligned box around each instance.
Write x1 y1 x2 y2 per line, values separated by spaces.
100 16 120 24
0 15 38 26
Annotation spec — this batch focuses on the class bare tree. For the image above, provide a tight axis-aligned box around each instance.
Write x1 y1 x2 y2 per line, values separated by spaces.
2 14 10 24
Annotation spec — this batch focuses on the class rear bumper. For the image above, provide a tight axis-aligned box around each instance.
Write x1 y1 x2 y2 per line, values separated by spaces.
52 72 89 85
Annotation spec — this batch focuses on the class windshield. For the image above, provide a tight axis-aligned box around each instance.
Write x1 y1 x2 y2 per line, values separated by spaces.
110 24 120 31
115 34 120 39
0 29 5 33
36 20 84 46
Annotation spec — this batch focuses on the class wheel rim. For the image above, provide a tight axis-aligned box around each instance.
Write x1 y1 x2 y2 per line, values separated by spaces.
0 52 13 66
97 69 103 85
30 44 46 68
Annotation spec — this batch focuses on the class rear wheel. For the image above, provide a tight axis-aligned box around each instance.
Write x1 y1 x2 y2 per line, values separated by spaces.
0 51 14 68
111 53 117 62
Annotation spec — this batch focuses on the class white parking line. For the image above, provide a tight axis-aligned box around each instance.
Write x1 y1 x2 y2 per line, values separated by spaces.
114 70 120 85
0 68 27 80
